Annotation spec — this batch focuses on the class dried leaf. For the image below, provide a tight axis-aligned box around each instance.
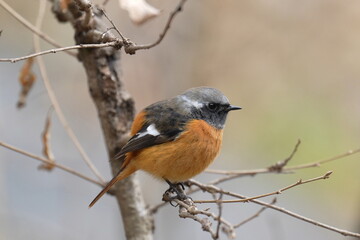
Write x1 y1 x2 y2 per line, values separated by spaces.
60 0 72 10
119 0 161 25
17 57 36 108
39 108 55 171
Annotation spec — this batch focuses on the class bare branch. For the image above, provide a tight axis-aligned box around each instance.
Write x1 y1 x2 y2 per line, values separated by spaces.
253 197 360 238
268 139 301 172
188 179 360 238
149 146 359 214
54 1 154 238
205 146 360 179
178 204 217 238
99 0 187 54
192 171 333 204
0 0 188 61
173 198 235 239
233 198 277 229
0 141 103 187
124 0 187 54
0 42 119 63
286 148 360 171
100 8 128 43
0 0 76 57
154 171 360 238
214 193 223 239
32 0 105 184
35 1 55 172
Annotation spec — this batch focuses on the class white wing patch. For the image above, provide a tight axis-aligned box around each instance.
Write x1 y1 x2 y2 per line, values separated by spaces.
181 95 203 108
137 124 160 138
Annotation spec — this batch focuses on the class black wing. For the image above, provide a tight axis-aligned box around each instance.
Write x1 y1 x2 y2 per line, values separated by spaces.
115 101 188 159
115 125 182 159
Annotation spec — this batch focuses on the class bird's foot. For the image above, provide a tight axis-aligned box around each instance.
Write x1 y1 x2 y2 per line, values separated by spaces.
162 180 192 205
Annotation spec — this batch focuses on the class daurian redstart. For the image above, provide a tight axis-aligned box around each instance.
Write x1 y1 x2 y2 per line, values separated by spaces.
89 87 241 207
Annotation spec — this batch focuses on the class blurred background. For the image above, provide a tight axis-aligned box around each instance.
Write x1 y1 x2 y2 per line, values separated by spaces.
1 0 360 239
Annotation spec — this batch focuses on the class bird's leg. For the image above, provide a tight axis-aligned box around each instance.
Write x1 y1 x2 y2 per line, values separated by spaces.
163 179 188 201
175 182 185 190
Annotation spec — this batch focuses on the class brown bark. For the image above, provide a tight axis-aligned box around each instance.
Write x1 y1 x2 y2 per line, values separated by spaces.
50 1 153 239
82 46 153 240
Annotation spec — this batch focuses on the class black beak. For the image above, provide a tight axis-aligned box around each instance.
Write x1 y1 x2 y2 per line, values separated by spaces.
227 105 242 112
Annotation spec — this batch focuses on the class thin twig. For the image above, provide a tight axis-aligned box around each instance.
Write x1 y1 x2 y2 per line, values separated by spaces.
193 171 333 204
149 147 359 213
35 1 55 172
99 0 188 55
214 193 223 239
100 8 127 43
0 141 103 186
233 198 277 229
166 197 234 230
0 0 188 63
176 199 217 238
188 179 360 238
0 42 118 63
32 0 105 184
148 148 360 238
205 168 279 176
254 197 360 238
205 146 360 177
0 0 76 57
125 0 187 54
286 148 360 171
174 198 234 239
268 139 301 172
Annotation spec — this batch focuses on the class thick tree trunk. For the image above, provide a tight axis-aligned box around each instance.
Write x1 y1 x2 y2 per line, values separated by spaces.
50 1 154 239
80 45 153 240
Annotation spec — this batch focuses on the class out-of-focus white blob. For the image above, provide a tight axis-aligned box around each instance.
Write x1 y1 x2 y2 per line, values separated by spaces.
119 0 160 25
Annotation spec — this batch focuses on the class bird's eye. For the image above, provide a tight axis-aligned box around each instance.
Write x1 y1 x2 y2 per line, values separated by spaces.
207 103 219 111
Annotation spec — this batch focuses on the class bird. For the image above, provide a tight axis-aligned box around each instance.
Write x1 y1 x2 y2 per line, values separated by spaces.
89 87 241 207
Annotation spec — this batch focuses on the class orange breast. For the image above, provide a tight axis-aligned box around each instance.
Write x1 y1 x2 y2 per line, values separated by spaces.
128 119 223 182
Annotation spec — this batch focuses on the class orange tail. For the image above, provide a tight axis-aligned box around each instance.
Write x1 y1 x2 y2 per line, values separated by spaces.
89 165 136 208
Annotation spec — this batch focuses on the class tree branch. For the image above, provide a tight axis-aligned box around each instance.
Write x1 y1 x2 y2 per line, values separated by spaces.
214 193 224 239
32 0 105 184
286 148 360 171
49 1 154 239
205 146 360 179
110 0 188 54
0 42 119 63
0 0 188 62
187 179 360 238
233 198 277 229
192 171 332 204
268 139 301 172
32 0 106 184
149 145 359 223
0 0 76 57
0 141 103 187
173 198 235 239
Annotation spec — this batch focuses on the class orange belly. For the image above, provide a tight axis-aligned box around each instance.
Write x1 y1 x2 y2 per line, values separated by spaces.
127 119 223 182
